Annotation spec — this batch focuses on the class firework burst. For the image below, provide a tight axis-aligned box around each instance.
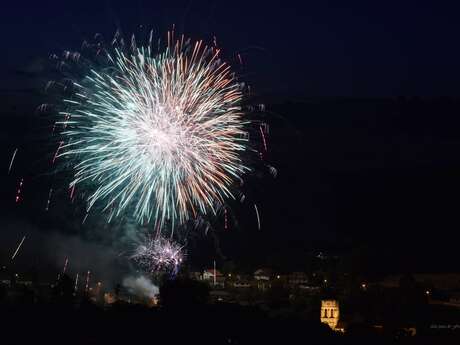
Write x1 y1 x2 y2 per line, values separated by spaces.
131 235 184 273
51 30 253 227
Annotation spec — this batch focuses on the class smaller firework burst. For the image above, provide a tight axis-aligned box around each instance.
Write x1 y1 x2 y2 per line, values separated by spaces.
131 235 184 273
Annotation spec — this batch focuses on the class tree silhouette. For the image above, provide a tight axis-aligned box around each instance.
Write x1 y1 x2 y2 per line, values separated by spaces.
160 277 209 309
52 274 74 305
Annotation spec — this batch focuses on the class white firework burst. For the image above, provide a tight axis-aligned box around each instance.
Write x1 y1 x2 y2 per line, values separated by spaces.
55 31 251 226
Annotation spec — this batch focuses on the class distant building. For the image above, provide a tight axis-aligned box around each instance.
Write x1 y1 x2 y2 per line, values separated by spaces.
203 269 223 281
233 282 251 288
448 292 460 306
203 269 225 287
235 274 252 282
287 272 308 286
16 280 33 287
316 252 327 260
0 279 10 286
0 269 11 287
104 292 117 305
254 269 271 281
321 300 342 331
298 285 321 294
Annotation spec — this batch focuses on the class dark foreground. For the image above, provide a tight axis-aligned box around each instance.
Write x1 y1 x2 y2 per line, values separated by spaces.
3 302 460 345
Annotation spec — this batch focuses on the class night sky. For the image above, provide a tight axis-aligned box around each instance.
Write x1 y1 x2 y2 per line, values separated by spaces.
1 1 460 281
2 1 460 97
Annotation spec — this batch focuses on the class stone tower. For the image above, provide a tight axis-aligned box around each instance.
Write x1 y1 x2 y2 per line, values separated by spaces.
320 300 340 330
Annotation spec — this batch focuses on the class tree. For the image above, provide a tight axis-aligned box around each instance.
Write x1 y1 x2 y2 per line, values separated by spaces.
52 274 74 305
160 277 209 309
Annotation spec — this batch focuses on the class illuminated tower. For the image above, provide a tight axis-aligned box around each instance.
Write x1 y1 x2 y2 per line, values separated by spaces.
320 300 340 330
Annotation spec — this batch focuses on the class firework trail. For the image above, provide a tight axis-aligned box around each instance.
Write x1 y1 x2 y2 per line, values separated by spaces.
15 178 24 203
8 148 18 174
85 270 91 293
52 141 63 164
62 257 69 274
51 30 255 228
259 125 268 151
82 212 89 224
254 203 261 230
131 235 184 273
69 185 75 200
74 273 79 292
45 188 53 211
11 236 26 260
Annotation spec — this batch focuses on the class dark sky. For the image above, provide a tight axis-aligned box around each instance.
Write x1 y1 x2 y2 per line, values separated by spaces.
1 1 460 280
1 0 460 97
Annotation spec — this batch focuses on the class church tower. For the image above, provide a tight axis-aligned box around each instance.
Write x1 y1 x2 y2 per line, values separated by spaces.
320 300 340 330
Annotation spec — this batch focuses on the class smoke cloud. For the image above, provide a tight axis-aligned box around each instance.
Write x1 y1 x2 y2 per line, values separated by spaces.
122 275 159 299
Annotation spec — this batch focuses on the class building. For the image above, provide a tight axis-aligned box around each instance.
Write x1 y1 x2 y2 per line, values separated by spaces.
254 269 271 281
287 272 308 286
104 292 117 305
233 282 251 288
449 292 460 306
203 269 225 287
0 268 11 287
320 300 341 331
203 269 223 281
298 285 321 294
